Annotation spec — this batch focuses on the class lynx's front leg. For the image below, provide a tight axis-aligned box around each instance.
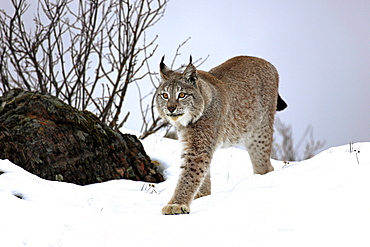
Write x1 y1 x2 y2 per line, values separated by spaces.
162 134 213 215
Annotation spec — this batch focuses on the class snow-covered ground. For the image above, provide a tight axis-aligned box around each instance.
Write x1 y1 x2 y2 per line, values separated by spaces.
0 132 369 247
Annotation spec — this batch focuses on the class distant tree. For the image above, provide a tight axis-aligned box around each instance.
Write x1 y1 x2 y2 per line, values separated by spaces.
272 117 326 161
0 0 167 130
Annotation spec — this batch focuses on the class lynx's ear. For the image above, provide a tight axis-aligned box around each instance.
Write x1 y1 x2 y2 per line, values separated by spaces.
183 56 198 84
159 56 173 80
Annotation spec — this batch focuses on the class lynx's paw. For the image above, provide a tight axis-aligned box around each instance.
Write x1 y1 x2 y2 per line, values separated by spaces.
162 204 190 215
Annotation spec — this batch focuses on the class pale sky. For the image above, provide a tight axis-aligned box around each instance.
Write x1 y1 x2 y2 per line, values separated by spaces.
2 0 370 154
127 0 370 153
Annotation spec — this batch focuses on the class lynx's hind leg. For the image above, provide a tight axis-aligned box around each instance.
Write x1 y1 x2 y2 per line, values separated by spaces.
246 125 274 175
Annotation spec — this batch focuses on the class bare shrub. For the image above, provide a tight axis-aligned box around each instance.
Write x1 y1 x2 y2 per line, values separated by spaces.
272 117 326 161
0 0 167 129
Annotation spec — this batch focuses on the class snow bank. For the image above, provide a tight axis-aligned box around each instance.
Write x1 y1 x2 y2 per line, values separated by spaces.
0 134 369 246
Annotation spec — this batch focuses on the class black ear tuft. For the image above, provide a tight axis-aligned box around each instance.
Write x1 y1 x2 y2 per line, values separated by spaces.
189 55 193 65
160 55 166 70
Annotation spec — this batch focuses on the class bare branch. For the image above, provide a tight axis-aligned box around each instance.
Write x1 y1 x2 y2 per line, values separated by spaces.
171 37 191 70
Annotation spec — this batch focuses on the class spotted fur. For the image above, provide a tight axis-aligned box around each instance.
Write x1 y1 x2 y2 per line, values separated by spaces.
156 56 287 215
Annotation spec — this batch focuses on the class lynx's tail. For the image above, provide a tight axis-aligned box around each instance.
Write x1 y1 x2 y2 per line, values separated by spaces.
277 94 287 111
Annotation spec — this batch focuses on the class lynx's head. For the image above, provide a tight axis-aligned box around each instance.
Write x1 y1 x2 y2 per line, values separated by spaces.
156 56 205 127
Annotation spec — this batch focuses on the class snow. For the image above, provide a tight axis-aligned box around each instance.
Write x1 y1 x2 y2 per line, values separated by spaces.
0 133 369 247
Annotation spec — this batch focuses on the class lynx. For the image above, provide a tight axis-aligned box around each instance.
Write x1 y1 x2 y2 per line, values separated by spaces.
156 56 287 215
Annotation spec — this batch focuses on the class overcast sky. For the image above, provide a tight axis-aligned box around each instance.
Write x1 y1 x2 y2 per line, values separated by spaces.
2 0 369 154
128 0 370 153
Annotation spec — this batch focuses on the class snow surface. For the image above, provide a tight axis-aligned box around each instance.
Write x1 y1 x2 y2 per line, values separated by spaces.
0 132 369 247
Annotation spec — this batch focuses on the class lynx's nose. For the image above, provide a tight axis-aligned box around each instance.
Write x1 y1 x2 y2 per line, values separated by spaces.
167 106 176 113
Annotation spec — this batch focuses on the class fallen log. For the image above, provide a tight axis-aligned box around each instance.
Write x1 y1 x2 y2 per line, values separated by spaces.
0 89 164 185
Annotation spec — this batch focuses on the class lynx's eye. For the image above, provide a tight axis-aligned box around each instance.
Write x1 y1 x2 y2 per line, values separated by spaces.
178 92 186 99
162 93 169 99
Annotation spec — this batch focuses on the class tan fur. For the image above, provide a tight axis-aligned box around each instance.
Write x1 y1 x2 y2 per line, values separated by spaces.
156 56 286 215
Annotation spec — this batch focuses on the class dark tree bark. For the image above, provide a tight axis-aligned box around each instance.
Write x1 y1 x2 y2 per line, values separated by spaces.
0 89 164 185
